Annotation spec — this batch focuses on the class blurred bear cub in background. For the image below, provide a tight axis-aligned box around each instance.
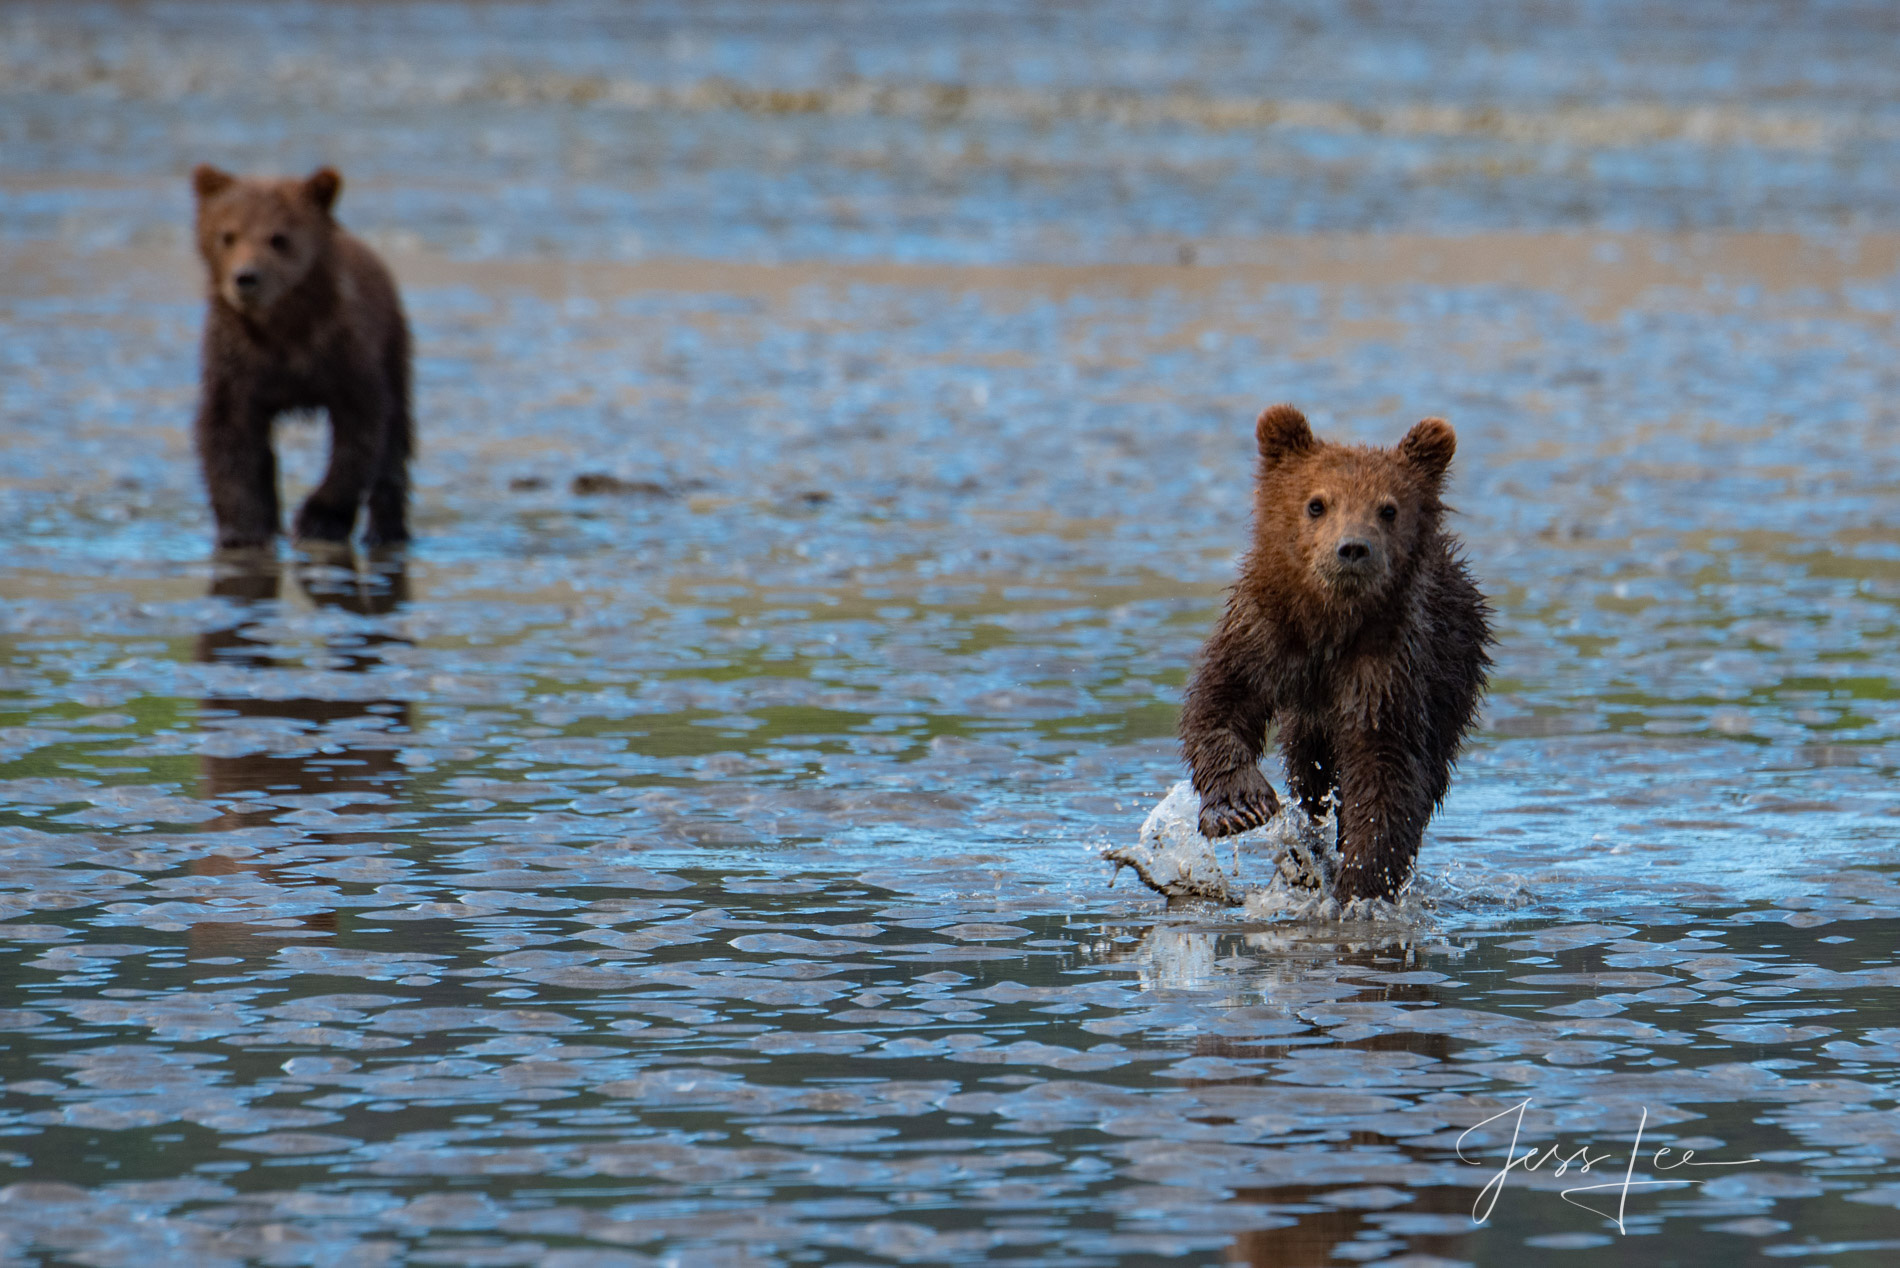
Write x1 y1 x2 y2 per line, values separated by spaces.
190 164 412 549
1179 404 1493 902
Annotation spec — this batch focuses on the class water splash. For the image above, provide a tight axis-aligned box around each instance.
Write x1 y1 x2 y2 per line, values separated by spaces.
1109 779 1536 927
1105 778 1333 904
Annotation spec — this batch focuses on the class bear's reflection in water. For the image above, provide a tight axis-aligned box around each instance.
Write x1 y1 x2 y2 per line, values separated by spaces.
191 549 410 956
1222 1028 1476 1263
1106 928 1478 1265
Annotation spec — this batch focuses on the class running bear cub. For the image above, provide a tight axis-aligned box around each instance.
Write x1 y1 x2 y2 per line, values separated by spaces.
191 164 412 548
1179 405 1492 902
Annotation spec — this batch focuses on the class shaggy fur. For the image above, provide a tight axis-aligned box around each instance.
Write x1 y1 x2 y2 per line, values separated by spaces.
191 164 412 548
1179 404 1493 901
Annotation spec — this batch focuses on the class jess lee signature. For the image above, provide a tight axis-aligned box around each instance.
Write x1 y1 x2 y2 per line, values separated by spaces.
1457 1099 1760 1233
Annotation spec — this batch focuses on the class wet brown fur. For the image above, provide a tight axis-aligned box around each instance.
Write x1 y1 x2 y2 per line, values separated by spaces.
191 164 412 548
1179 405 1493 901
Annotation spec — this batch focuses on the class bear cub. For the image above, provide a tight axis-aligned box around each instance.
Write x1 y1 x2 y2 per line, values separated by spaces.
191 164 412 548
1179 405 1493 902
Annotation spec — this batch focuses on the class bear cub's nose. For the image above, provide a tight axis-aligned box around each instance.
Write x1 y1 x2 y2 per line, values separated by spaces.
232 268 261 292
1336 538 1372 563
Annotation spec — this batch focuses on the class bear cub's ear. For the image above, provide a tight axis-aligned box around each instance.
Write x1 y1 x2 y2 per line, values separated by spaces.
1399 417 1456 484
304 167 343 213
192 164 236 202
1256 404 1315 464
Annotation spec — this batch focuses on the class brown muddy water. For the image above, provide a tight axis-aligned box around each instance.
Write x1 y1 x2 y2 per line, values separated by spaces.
4 2 1900 1265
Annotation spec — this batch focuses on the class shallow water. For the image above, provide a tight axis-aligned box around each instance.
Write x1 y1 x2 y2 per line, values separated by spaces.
4 2 1900 1264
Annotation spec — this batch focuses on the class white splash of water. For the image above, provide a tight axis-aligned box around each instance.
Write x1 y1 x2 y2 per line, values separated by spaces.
1105 779 1534 926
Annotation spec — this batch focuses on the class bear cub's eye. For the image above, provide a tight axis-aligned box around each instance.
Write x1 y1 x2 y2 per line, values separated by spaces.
1379 503 1398 522
220 232 236 247
1306 498 1325 518
268 233 292 254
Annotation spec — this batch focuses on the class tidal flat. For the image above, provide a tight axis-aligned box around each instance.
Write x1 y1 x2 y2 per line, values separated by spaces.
2 2 1900 1264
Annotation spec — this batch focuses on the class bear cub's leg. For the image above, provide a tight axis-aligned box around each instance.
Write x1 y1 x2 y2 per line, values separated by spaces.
1276 716 1337 820
197 397 282 549
363 466 409 548
1331 741 1436 902
293 379 389 544
362 358 412 548
1180 629 1283 838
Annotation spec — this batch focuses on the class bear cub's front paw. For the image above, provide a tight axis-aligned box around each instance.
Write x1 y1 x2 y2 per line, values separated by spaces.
294 501 358 544
1196 768 1281 838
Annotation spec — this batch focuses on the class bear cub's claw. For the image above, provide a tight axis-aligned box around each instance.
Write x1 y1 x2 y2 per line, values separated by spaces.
1196 768 1281 838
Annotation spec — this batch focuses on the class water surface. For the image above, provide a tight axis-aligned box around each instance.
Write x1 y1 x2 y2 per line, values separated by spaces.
3 3 1900 1264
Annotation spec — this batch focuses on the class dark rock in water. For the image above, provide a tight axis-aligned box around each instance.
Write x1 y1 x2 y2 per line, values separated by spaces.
572 473 673 497
508 475 548 491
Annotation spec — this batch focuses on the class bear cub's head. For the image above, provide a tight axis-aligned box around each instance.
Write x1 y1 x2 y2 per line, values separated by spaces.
1252 404 1457 607
191 165 343 316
